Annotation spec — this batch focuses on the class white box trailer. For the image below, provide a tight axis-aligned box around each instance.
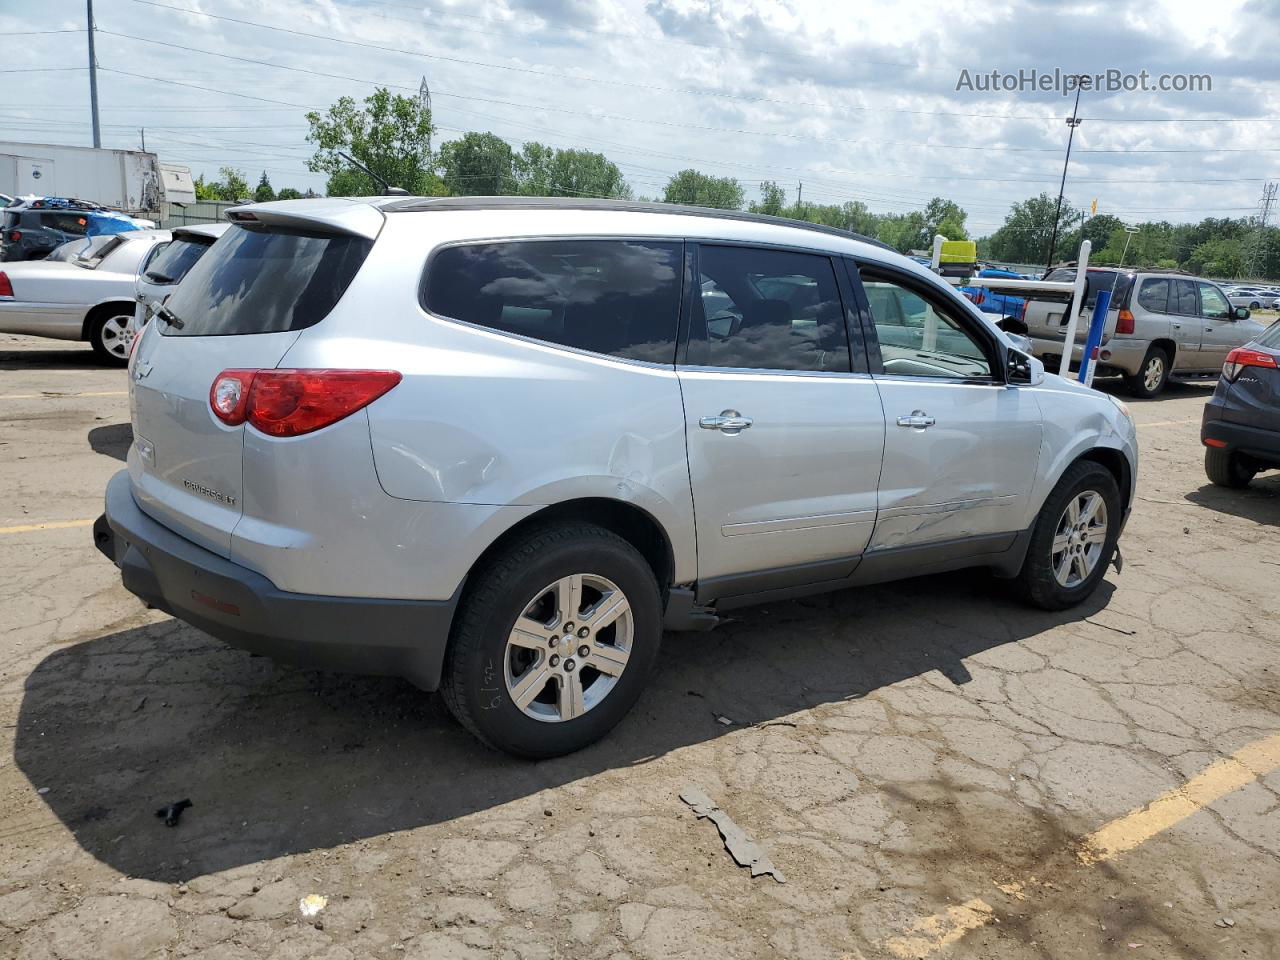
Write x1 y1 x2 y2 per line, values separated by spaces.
0 142 191 220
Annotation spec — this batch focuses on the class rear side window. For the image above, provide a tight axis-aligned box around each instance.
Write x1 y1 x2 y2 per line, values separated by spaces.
1171 279 1198 317
162 225 372 337
686 245 852 373
1046 269 1136 309
424 240 682 364
143 236 212 284
1137 278 1169 313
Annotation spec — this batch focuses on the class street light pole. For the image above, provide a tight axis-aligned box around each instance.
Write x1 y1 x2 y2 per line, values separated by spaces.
1045 78 1084 274
87 0 101 148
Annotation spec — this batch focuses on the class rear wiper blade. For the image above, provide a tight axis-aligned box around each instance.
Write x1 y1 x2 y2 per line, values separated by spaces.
154 302 185 330
144 269 174 283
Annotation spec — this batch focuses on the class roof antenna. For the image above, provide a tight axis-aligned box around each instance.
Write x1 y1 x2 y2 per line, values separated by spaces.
337 151 409 196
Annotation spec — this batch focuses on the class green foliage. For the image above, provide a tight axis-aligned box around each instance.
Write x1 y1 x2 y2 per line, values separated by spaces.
275 187 304 201
1187 237 1245 277
306 87 438 196
511 143 632 199
876 211 928 253
985 193 1077 265
192 174 218 202
192 167 250 202
923 197 968 241
437 132 516 196
751 181 787 217
663 169 744 210
253 171 275 204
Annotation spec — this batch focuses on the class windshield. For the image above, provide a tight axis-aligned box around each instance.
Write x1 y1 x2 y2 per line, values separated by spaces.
161 225 372 336
71 235 127 270
1045 268 1136 309
143 236 212 284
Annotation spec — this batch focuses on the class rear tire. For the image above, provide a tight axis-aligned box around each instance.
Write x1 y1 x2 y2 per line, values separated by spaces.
88 310 133 366
440 523 662 758
1204 448 1256 488
1015 461 1122 611
1124 347 1169 399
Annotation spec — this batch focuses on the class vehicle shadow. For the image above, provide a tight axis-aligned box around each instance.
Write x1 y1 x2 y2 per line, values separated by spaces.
88 422 132 461
0 345 112 371
1184 476 1280 526
14 572 1114 883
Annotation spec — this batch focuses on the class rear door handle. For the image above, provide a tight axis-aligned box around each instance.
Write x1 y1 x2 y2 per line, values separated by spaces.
896 410 936 430
699 410 753 435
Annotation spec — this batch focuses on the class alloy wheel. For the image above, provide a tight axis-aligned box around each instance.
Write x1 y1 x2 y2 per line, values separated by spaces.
99 314 134 359
503 573 633 723
1051 491 1108 588
1143 356 1164 393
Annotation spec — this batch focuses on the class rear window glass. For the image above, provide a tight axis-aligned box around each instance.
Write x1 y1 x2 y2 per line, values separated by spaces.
1046 268 1136 309
1137 278 1169 313
161 225 372 337
424 240 682 364
143 236 211 284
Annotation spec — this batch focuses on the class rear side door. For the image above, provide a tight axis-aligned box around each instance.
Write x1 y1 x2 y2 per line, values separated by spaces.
850 262 1042 553
677 243 885 596
1169 279 1204 369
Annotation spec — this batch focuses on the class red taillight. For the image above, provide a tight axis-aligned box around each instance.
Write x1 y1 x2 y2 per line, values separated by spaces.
7 230 19 244
1115 309 1135 335
0 271 12 298
1019 299 1028 322
209 369 401 437
970 291 985 306
1222 348 1278 382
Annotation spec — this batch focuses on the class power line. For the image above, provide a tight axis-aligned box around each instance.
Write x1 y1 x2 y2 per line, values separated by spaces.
121 0 1280 126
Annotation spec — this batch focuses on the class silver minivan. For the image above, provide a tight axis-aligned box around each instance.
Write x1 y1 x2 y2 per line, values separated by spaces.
96 197 1138 757
1024 268 1265 398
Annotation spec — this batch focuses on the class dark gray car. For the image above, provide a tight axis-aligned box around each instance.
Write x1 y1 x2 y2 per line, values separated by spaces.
1201 321 1280 486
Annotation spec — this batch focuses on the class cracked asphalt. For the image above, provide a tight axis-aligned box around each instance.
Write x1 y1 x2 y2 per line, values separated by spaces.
1 332 1278 960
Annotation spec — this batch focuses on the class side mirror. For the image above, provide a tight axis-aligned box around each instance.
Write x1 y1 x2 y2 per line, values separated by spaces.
1007 349 1045 386
1235 306 1251 320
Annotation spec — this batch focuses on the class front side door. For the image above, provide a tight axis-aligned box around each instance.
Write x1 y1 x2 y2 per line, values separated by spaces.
851 263 1043 552
678 243 886 591
1197 281 1240 369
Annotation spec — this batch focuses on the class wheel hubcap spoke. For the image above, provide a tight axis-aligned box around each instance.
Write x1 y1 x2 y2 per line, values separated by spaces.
590 640 630 677
556 574 584 625
509 660 552 709
1052 490 1109 588
557 671 586 721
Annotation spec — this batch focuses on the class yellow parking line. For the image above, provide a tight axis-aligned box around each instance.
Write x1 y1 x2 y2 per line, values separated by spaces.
0 518 95 535
1079 733 1280 864
0 390 127 400
883 732 1280 958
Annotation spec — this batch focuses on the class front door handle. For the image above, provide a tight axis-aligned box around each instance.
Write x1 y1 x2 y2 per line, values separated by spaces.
700 410 753 435
896 410 936 430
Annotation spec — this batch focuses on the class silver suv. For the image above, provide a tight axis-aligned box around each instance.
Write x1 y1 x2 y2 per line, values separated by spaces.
1024 268 1265 398
95 197 1138 757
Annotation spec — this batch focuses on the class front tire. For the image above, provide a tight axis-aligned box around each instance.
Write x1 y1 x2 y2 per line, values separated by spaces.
1124 347 1169 399
441 523 662 758
1016 461 1122 611
1205 448 1257 488
88 311 134 366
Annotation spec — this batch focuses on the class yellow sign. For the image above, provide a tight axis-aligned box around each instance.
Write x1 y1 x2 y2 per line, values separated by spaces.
1091 198 1098 215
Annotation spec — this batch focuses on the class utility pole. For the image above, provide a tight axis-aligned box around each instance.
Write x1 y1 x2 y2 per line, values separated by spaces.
1045 76 1085 274
139 128 146 152
1246 181 1277 277
87 0 101 148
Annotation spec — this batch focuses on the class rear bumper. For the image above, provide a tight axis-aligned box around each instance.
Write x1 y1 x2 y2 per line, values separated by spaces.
1201 407 1280 464
95 470 459 690
1029 335 1148 376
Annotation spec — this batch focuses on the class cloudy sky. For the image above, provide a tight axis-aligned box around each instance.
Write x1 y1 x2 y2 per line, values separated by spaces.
2 0 1278 235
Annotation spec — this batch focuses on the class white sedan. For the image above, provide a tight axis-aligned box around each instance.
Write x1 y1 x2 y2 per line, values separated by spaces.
0 230 169 364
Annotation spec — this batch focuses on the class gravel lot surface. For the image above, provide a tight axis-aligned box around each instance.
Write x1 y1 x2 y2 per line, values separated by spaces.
2 334 1277 959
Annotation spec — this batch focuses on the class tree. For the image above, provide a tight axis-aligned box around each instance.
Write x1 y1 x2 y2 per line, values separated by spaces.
194 167 249 202
253 171 275 203
922 197 968 241
876 211 927 253
192 174 218 202
1187 237 1245 278
512 143 632 199
750 180 787 217
306 87 437 196
437 132 515 196
275 187 304 201
662 169 743 210
986 193 1078 264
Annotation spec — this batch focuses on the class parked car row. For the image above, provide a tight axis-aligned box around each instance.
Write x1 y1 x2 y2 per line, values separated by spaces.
2 196 148 262
93 196 1139 757
1223 284 1280 311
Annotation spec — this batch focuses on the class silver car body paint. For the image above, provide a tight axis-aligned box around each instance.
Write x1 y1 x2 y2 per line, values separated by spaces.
126 199 1137 604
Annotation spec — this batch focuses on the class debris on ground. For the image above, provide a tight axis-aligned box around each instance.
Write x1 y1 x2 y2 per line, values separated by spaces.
680 785 785 883
1214 917 1235 928
155 798 192 827
714 714 734 726
299 894 328 917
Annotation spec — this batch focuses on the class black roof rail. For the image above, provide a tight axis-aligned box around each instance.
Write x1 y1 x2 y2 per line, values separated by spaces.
381 195 896 251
